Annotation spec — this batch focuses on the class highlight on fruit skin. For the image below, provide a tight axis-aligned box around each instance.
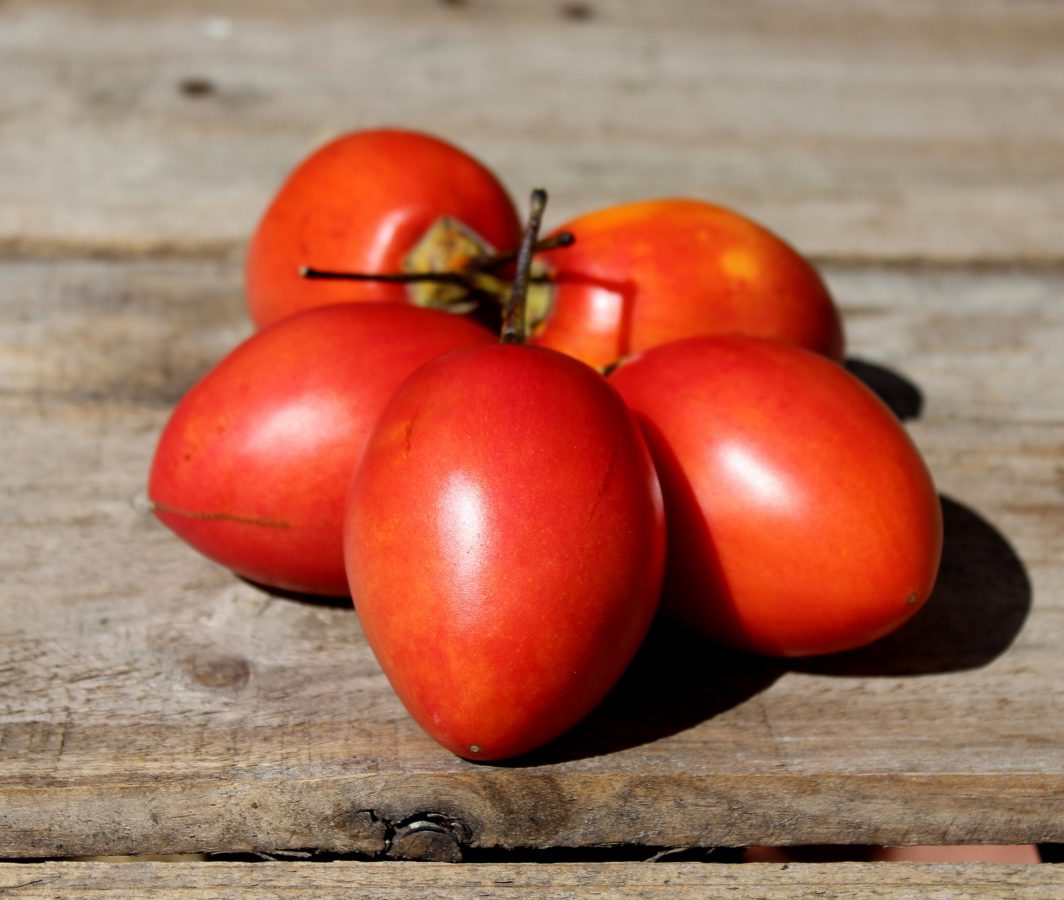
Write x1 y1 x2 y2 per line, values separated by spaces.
530 198 845 371
147 302 495 596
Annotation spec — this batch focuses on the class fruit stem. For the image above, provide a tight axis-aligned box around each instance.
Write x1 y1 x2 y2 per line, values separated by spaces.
297 232 571 285
298 266 475 287
476 230 573 271
500 188 548 345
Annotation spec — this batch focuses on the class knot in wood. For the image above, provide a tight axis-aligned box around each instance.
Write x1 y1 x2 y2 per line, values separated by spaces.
387 815 466 862
184 653 251 690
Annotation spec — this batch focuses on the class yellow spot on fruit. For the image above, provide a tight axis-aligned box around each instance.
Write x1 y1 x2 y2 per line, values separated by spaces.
721 248 759 281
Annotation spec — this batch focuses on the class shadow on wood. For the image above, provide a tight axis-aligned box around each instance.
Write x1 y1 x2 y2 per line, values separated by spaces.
239 576 353 610
845 357 924 421
507 619 781 766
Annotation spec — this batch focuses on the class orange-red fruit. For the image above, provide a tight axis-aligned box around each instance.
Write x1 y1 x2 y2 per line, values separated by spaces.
149 304 495 595
345 345 666 760
532 199 844 370
246 129 523 328
610 335 942 657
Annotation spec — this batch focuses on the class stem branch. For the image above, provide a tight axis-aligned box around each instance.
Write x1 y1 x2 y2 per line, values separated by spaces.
477 231 573 271
501 189 548 345
299 266 474 288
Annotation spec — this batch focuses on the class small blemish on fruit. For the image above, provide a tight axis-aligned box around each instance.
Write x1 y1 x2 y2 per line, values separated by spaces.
906 591 918 605
150 500 291 529
404 419 416 457
469 745 480 753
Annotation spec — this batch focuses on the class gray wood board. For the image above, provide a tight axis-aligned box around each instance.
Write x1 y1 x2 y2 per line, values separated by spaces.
1 0 1062 264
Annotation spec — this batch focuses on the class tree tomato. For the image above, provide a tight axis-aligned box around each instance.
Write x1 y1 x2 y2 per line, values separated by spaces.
148 303 495 595
246 129 523 328
530 199 844 370
610 335 942 657
345 344 665 759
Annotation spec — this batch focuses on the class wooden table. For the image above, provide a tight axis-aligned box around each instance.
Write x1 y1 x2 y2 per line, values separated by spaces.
2 1 1061 895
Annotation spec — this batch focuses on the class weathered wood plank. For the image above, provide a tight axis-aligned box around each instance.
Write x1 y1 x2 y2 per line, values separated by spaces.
0 861 1061 899
1 0 1062 263
1 258 1061 857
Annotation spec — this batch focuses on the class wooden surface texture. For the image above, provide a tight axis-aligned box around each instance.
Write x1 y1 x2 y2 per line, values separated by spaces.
1 861 1063 899
1 0 1062 869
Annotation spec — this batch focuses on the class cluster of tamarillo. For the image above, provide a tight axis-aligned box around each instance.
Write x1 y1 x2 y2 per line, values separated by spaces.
149 129 942 760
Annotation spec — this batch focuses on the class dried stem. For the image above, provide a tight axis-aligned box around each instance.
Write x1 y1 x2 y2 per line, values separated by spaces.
500 189 548 345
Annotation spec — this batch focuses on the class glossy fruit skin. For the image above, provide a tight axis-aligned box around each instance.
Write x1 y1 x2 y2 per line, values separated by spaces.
610 335 942 657
531 199 844 370
345 344 666 760
148 304 495 595
246 129 523 328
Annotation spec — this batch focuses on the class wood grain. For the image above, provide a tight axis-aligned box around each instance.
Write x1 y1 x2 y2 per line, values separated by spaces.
1 0 1063 263
1 258 1060 857
1 861 1062 899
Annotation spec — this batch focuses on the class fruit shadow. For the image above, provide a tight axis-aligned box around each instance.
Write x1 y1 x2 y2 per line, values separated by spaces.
238 577 353 610
845 356 923 421
505 618 783 767
515 492 1031 767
